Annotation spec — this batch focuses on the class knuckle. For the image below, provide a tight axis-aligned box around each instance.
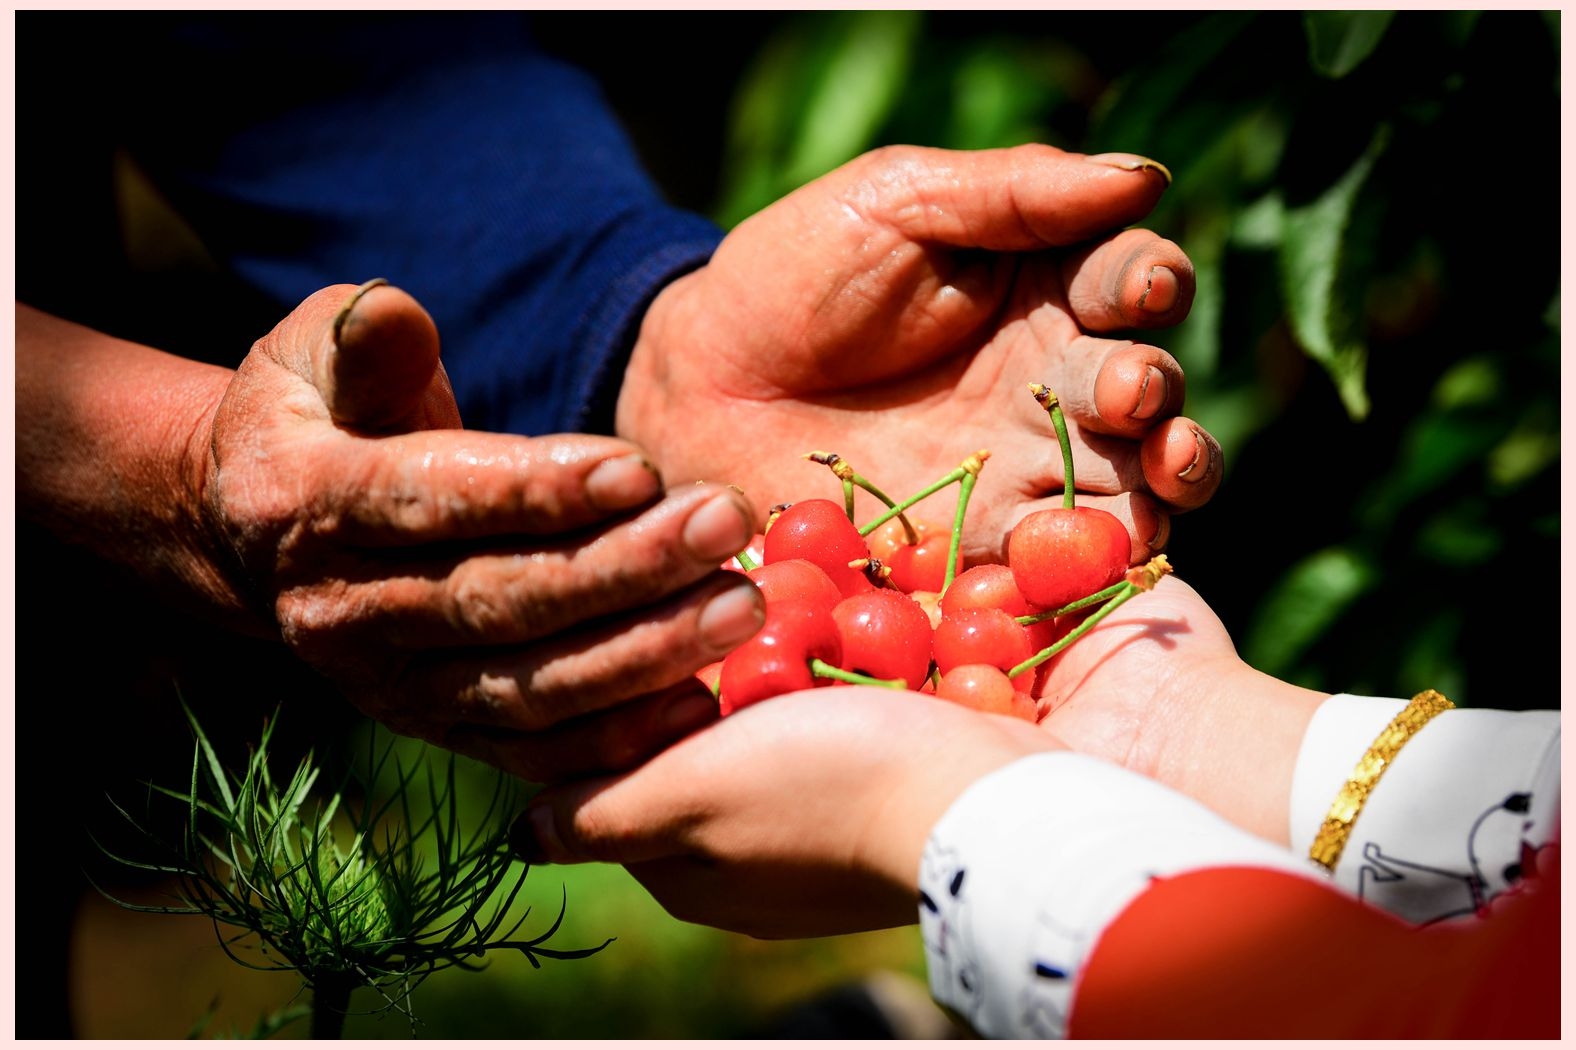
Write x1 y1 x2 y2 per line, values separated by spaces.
449 563 519 638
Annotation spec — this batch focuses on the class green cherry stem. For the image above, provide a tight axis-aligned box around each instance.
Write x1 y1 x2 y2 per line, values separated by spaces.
1029 383 1077 509
859 450 991 538
807 451 916 542
733 546 760 572
943 467 979 594
1006 582 1141 680
1006 554 1174 680
1015 580 1128 625
809 659 906 689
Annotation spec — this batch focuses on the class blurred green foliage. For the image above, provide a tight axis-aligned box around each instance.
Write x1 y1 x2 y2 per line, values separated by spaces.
706 9 1560 706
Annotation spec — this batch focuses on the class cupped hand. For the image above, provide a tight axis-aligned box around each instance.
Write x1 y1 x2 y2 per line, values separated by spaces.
517 687 1058 938
199 281 767 781
617 143 1223 565
1031 574 1328 843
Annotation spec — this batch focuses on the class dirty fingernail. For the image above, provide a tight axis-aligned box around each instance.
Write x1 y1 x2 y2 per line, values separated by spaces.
1177 428 1214 483
1148 513 1171 553
1087 152 1173 186
1130 366 1168 420
331 277 391 348
684 492 755 562
585 454 663 512
697 582 765 652
1138 265 1180 315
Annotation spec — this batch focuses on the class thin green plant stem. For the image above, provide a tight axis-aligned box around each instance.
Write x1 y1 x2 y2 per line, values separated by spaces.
1006 555 1173 679
1016 580 1129 625
942 469 979 594
807 451 917 542
1007 581 1142 680
1030 383 1078 508
809 658 906 689
858 451 990 538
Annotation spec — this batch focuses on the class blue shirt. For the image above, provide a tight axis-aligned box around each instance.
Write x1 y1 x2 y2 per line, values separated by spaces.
17 12 724 435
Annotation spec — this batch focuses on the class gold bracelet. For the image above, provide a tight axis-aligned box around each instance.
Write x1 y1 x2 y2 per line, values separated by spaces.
1307 689 1455 873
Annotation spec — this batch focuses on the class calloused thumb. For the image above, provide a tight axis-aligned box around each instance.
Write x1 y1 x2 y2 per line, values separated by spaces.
321 278 461 431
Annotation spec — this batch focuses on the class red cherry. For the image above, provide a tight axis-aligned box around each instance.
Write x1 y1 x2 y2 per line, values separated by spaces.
718 598 843 714
830 590 934 689
763 499 874 598
866 517 918 559
931 606 1036 691
747 558 842 616
939 563 1034 619
935 664 1037 721
870 518 956 594
1007 506 1130 612
886 533 955 594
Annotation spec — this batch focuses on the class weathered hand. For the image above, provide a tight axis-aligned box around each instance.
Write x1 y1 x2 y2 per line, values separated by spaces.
199 282 766 780
618 144 1223 565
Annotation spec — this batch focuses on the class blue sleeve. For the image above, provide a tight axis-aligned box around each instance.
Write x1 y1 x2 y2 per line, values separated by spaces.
121 13 724 436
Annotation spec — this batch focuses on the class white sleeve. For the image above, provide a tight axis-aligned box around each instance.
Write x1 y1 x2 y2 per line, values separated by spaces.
916 751 1318 1040
1287 693 1560 924
917 699 1561 1040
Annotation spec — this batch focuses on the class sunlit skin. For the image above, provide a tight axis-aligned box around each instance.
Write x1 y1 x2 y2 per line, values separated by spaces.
618 143 1223 568
521 577 1329 939
17 143 1224 790
17 289 766 783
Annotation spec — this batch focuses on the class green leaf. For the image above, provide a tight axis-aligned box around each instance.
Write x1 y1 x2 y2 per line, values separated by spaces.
1414 502 1503 567
1242 546 1377 676
782 10 921 186
1358 408 1505 533
1304 11 1396 78
946 42 1055 151
1277 124 1390 420
1091 12 1257 155
1487 404 1560 490
713 11 921 228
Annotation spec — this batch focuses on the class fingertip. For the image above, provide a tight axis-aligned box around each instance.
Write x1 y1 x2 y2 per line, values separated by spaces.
326 280 446 430
1090 343 1186 435
512 800 575 866
1085 152 1174 187
1064 230 1196 332
508 806 553 865
584 452 665 513
682 487 759 564
1140 418 1223 511
1126 494 1172 563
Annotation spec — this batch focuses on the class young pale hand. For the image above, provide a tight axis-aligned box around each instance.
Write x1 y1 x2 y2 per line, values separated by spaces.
516 687 1059 939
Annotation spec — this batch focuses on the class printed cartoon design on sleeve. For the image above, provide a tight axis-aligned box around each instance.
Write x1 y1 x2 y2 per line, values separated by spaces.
918 842 982 1023
1356 789 1557 925
1017 908 1088 1039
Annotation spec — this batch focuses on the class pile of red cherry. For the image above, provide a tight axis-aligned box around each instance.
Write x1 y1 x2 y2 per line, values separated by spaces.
698 385 1169 722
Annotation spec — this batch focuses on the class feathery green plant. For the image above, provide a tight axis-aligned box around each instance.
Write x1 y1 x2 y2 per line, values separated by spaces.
92 705 611 1038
